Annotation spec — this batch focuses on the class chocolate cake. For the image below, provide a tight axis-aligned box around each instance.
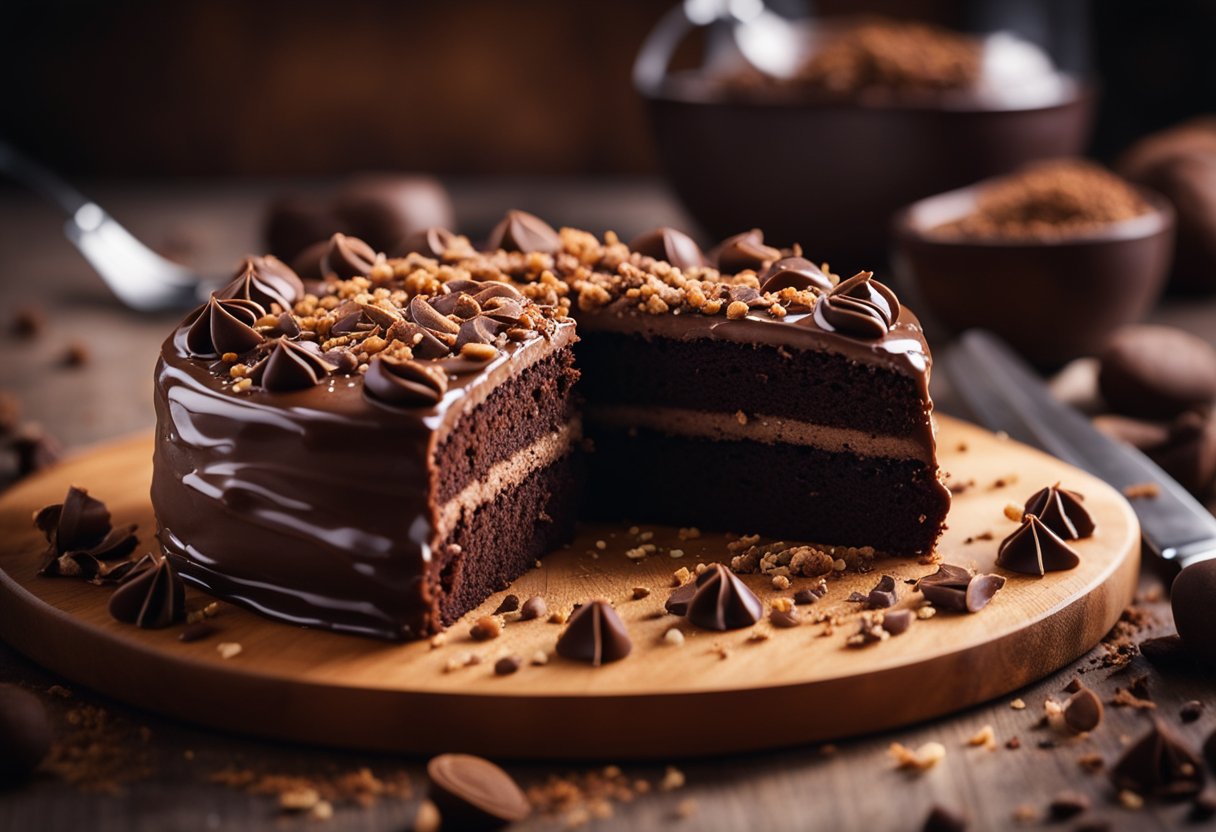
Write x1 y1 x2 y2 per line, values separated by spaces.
152 214 950 640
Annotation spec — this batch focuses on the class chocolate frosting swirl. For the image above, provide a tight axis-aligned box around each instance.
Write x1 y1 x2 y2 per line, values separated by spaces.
810 271 902 340
686 563 762 631
217 256 304 311
247 339 338 392
323 233 379 279
363 356 449 407
996 515 1081 575
34 486 139 581
759 257 833 293
1023 483 1096 540
108 552 186 629
628 227 705 272
185 296 266 358
555 599 632 666
712 228 782 274
486 210 561 254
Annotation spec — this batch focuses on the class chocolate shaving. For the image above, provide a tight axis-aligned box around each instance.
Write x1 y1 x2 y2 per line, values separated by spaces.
809 271 898 339
758 256 833 294
247 339 337 392
1110 718 1205 799
917 564 1005 613
322 233 378 279
34 486 138 582
628 227 704 272
712 228 781 274
865 574 898 609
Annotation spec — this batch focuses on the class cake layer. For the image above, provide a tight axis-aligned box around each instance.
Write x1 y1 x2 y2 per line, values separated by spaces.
584 427 950 556
434 347 580 504
587 405 930 463
438 452 581 626
576 329 931 444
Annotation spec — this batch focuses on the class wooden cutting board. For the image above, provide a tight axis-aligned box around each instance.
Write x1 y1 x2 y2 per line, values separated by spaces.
0 416 1138 759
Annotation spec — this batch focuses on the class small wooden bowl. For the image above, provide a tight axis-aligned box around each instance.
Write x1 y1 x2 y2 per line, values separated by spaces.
891 182 1175 367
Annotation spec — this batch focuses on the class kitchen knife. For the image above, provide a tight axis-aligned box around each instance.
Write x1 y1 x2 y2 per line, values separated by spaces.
940 329 1216 569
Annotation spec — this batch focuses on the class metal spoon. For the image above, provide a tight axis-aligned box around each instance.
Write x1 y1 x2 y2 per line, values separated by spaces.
0 141 213 312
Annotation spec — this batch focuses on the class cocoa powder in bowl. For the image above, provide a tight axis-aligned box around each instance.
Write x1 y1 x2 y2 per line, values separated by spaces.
932 159 1150 239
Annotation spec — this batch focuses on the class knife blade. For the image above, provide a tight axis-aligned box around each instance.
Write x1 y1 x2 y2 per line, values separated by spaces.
940 329 1216 569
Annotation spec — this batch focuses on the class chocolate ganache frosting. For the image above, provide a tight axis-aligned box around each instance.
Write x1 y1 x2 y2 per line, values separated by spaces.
153 214 944 639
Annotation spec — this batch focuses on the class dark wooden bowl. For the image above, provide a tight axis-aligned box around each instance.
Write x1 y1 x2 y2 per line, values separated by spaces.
891 182 1175 367
642 79 1093 272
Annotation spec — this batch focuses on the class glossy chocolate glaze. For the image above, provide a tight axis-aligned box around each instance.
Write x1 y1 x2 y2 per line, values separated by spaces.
153 320 576 640
153 219 948 641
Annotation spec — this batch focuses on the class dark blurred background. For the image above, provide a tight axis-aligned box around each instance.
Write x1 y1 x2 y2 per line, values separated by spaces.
4 0 1216 178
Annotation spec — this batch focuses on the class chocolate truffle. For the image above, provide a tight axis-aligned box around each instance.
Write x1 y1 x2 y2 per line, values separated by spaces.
0 684 53 782
1098 326 1216 420
263 175 453 262
1172 560 1216 664
1118 118 1216 293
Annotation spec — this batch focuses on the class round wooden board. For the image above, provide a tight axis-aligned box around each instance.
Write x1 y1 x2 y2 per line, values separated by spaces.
0 416 1138 759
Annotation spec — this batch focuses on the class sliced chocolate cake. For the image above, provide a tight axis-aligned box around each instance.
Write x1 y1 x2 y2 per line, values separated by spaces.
153 237 580 640
151 214 949 641
570 227 950 555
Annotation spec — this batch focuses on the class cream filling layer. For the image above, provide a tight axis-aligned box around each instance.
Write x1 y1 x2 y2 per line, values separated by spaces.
437 419 581 535
586 405 930 463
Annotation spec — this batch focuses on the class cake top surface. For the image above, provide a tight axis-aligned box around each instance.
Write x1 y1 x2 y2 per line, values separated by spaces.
161 211 931 415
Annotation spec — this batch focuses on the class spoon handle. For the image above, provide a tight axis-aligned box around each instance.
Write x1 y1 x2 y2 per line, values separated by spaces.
0 140 92 217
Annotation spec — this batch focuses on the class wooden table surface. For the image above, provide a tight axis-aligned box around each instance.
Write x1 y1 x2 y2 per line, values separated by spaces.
1 179 1214 831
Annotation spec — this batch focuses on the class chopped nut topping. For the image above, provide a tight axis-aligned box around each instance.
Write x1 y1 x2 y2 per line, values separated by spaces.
889 741 946 772
469 616 502 641
216 642 242 660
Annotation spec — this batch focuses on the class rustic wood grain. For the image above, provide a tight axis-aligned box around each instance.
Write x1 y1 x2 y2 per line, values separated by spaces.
0 182 1213 830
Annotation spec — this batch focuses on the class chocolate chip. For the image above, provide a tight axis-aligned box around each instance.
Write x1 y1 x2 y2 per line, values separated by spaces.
494 656 522 676
793 588 819 605
1063 686 1104 733
1098 325 1216 419
865 574 897 609
0 684 53 783
179 622 218 643
426 753 531 828
492 594 520 615
1048 790 1090 819
770 607 800 628
519 596 547 621
1139 635 1196 671
1172 560 1216 663
882 609 913 636
1181 701 1205 723
631 586 651 600
1063 677 1083 693
921 804 967 832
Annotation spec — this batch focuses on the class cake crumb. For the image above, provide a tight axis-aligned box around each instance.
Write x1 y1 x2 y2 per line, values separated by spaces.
1003 502 1024 521
668 548 685 559
631 586 651 600
712 644 731 660
771 575 790 590
1118 790 1144 810
735 410 748 426
531 650 550 666
967 725 997 751
673 798 698 820
889 741 946 772
414 800 441 832
916 606 937 620
216 642 242 660
660 767 685 791
548 609 569 625
595 539 607 550
1122 482 1160 499
677 527 701 541
1010 698 1026 710
663 628 685 646
469 616 502 641
672 567 692 586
